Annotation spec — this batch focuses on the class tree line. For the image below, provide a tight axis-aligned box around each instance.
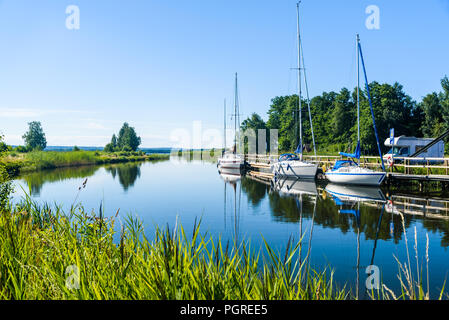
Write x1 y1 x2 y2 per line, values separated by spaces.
240 77 449 155
0 122 141 153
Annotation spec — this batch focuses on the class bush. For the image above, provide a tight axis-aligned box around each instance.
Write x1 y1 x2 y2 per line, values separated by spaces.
15 145 29 153
0 142 8 152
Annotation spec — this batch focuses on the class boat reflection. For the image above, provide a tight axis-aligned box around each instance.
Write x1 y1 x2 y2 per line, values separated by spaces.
218 167 242 183
219 169 242 243
271 177 318 197
325 183 386 299
325 183 386 203
270 177 318 271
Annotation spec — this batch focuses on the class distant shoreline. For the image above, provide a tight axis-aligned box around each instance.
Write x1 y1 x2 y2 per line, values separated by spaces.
1 150 170 179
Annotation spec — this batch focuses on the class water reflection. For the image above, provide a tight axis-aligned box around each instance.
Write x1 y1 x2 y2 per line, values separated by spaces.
325 183 386 299
20 162 145 195
20 166 100 196
105 163 141 191
219 169 242 243
270 177 318 270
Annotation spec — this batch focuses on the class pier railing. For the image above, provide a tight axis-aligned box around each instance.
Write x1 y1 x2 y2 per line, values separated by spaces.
244 154 449 180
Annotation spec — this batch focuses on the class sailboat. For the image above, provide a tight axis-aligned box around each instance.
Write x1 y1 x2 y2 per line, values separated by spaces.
218 73 245 174
271 2 318 179
325 34 386 186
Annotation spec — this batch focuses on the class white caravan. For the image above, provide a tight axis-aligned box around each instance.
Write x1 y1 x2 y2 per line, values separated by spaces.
383 136 444 163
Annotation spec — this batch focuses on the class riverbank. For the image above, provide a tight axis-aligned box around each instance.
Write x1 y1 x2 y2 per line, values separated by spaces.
0 150 170 178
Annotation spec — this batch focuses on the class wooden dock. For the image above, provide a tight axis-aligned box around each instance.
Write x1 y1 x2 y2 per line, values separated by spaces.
243 154 449 185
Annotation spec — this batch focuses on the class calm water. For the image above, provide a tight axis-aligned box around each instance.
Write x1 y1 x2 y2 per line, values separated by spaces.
12 157 449 298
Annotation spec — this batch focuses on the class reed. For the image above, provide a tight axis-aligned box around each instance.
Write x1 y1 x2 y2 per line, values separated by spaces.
370 212 448 300
0 194 349 300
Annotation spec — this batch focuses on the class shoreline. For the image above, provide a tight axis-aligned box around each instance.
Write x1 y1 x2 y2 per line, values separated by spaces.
1 150 170 179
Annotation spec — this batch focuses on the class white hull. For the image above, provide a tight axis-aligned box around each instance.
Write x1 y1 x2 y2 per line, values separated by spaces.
325 170 386 186
217 153 244 171
271 161 318 179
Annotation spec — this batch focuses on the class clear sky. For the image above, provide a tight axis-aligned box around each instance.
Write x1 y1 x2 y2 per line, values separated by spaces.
0 0 448 148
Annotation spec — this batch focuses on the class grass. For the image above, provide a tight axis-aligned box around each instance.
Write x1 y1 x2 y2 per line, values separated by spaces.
1 192 447 300
0 192 349 300
0 150 170 178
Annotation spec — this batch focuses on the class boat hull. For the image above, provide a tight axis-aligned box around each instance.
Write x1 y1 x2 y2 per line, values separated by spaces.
271 161 318 179
325 171 386 186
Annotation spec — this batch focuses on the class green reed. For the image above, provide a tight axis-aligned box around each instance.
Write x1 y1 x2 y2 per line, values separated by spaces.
0 195 348 300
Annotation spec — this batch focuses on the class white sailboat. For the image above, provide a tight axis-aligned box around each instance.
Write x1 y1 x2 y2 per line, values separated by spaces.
271 3 318 179
325 34 386 186
218 73 245 174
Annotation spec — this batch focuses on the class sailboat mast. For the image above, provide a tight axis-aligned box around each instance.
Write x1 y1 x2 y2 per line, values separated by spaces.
357 34 360 144
234 73 239 154
296 2 303 159
224 99 227 152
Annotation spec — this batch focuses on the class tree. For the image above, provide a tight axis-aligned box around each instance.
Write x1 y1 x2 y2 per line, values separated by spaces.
105 123 141 152
116 123 141 151
111 134 117 149
420 92 442 137
22 121 47 151
332 88 355 144
241 113 267 154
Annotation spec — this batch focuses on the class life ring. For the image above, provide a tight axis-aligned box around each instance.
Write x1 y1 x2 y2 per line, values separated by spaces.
386 200 394 212
387 156 394 167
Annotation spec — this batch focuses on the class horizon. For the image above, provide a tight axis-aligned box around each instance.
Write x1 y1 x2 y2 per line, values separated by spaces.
1 0 449 148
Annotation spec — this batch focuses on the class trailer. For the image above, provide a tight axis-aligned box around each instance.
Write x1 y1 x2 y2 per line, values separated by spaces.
383 136 444 163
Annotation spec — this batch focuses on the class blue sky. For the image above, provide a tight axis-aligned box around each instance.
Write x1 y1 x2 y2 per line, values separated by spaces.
0 0 448 147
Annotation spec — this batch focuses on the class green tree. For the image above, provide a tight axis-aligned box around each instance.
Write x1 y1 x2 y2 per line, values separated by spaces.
104 134 119 153
332 88 355 144
440 76 449 153
117 123 141 152
111 134 117 149
358 82 416 154
420 92 442 137
440 76 449 132
241 113 267 154
22 121 47 151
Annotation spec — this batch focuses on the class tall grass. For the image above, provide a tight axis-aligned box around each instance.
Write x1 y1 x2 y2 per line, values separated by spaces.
0 194 348 300
369 212 447 300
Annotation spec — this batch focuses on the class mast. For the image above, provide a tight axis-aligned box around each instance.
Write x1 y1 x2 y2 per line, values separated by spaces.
224 99 227 152
358 37 386 171
357 34 360 144
234 73 239 154
296 2 303 159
